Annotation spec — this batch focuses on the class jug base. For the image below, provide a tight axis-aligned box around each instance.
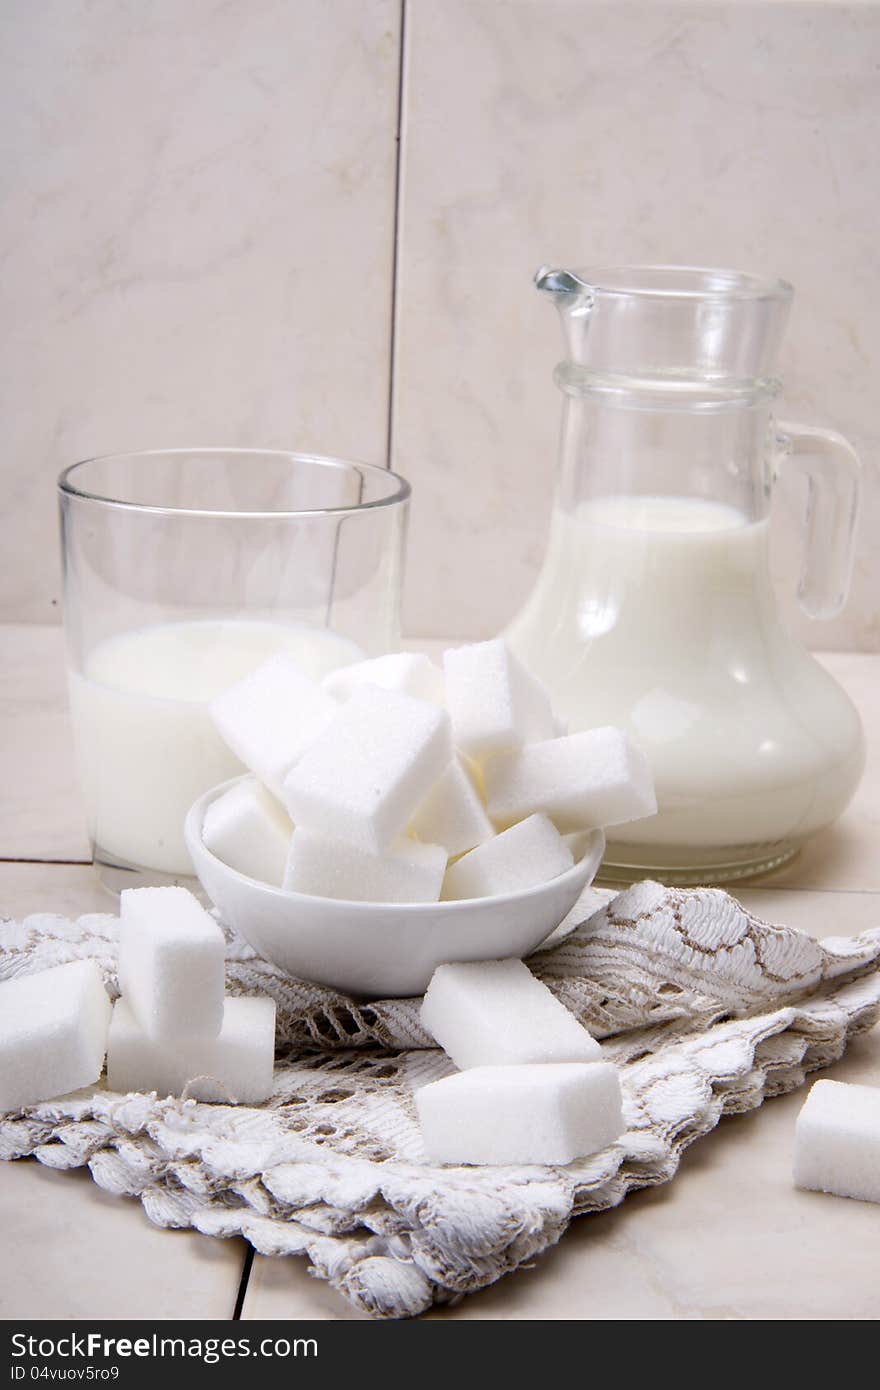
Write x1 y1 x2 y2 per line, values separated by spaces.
596 840 800 888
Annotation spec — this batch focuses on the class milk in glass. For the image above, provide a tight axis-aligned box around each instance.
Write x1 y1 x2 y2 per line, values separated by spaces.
69 620 361 876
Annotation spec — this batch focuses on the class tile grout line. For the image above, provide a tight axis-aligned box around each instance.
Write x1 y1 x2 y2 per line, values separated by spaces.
0 857 92 866
232 1246 255 1321
726 883 880 897
384 0 408 468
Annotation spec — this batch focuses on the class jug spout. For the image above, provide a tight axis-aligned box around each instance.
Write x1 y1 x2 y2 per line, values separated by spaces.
534 266 594 360
535 263 794 375
534 265 594 303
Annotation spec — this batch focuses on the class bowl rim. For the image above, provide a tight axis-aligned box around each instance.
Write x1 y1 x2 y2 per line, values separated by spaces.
185 775 606 913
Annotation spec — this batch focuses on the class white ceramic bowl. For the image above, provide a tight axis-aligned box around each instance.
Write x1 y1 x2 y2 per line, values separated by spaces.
185 777 605 997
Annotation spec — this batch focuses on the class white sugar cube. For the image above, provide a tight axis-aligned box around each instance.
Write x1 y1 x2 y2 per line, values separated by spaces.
107 995 276 1104
0 961 111 1112
209 652 338 798
443 640 556 760
323 652 444 706
794 1079 880 1204
485 726 657 831
442 813 572 900
409 756 494 857
119 887 225 1042
284 827 447 903
461 751 486 798
421 959 601 1068
282 684 453 854
417 1061 623 1166
202 776 293 887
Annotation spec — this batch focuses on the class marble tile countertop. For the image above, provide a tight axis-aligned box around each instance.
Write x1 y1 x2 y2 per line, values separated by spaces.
1 624 878 1320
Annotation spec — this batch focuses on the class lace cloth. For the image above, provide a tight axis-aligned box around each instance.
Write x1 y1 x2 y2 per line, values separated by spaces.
1 881 879 1318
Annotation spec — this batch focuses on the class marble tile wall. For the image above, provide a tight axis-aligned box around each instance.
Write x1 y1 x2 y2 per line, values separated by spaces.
3 1 878 648
0 0 400 622
393 0 880 648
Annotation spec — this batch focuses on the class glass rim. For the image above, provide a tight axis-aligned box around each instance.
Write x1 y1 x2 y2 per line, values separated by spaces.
57 448 411 519
539 263 794 303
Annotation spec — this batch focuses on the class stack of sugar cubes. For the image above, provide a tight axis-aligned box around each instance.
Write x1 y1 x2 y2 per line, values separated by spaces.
0 886 275 1113
108 886 276 1103
415 958 624 1165
203 638 656 902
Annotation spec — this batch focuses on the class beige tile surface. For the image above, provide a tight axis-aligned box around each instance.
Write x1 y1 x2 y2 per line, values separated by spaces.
393 0 880 648
0 624 90 861
727 886 880 940
242 1257 367 1323
1 0 401 623
0 861 111 918
0 1159 247 1321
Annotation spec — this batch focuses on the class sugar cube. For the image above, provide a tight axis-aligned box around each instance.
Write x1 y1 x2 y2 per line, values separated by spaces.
284 827 447 903
202 776 293 886
409 756 494 857
416 1061 623 1166
282 684 453 854
442 813 572 900
323 652 444 706
118 887 225 1041
485 726 657 831
107 995 276 1104
0 961 111 1113
443 640 556 759
209 653 338 798
793 1079 880 1204
461 751 487 799
421 959 601 1068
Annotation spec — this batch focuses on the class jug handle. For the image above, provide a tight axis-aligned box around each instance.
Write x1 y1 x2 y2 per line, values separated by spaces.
774 422 861 621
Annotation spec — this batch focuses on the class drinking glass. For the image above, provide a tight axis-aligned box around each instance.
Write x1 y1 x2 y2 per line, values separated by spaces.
59 449 409 893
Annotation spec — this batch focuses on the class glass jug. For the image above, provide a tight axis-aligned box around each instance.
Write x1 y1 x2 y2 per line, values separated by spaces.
505 265 864 883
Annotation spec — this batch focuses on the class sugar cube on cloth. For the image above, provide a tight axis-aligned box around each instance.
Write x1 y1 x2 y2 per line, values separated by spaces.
209 653 338 798
485 726 657 831
442 813 572 900
421 959 601 1068
409 757 494 858
0 960 111 1112
793 1079 880 1204
202 776 293 887
443 640 556 759
107 995 276 1104
323 652 444 706
118 887 225 1041
416 1061 624 1166
284 827 447 903
282 685 453 854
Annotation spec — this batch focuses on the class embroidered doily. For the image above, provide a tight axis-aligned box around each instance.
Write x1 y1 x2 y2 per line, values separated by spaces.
1 881 878 1318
